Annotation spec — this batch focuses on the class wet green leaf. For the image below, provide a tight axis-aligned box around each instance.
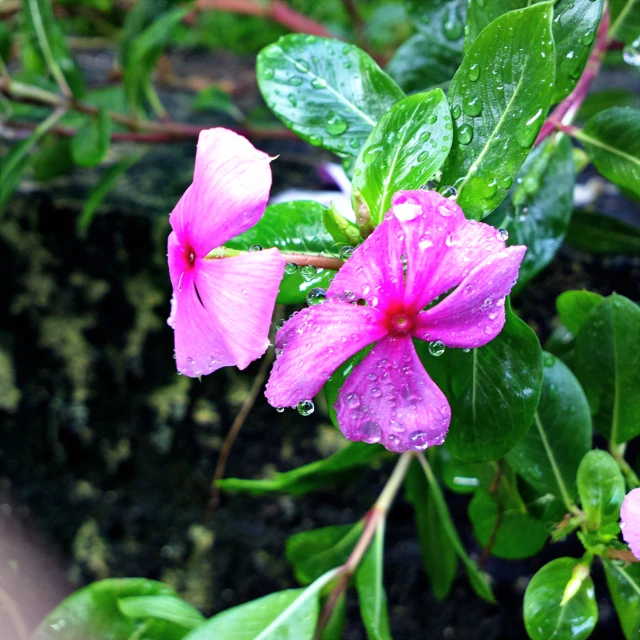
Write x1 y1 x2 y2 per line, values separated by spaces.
556 289 604 336
609 0 640 45
118 596 204 629
441 3 555 219
72 110 111 168
566 211 640 255
603 560 640 639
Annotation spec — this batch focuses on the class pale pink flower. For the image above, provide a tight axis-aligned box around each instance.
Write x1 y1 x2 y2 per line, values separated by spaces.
621 488 640 559
265 190 526 452
168 128 284 377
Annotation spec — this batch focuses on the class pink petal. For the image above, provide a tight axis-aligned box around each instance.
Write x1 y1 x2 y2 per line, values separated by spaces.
336 335 450 453
414 246 526 348
170 249 284 377
169 128 272 256
327 214 405 313
621 488 640 560
265 301 387 408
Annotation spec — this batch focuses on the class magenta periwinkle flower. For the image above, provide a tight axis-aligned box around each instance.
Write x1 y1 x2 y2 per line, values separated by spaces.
265 190 526 453
168 128 284 377
621 488 640 559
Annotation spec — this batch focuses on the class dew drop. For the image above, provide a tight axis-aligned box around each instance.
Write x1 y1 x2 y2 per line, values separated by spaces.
359 421 382 444
297 399 315 416
438 185 457 199
276 406 285 413
428 340 445 357
363 144 383 163
325 111 348 136
410 431 429 451
284 263 298 275
463 95 483 117
249 244 263 252
451 104 462 120
345 392 361 408
623 35 640 67
311 77 328 89
468 64 480 82
306 287 327 306
458 123 473 145
294 60 309 73
497 228 509 241
261 67 275 80
301 265 317 281
288 76 302 86
308 134 322 146
426 114 438 125
340 246 355 260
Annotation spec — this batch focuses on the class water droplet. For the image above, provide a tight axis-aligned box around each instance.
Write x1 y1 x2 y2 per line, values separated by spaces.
442 5 464 40
298 400 315 416
284 263 298 275
311 77 328 89
345 392 361 408
306 287 327 306
623 35 640 67
301 265 317 281
410 431 429 451
325 111 348 136
371 388 382 398
308 134 322 146
340 246 355 260
294 60 309 73
263 44 282 59
451 104 462 120
276 319 286 330
458 123 473 145
428 340 445 357
468 64 480 82
261 67 274 80
497 228 509 241
276 406 285 413
359 421 381 444
363 144 383 163
288 76 302 86
426 114 438 125
463 95 483 117
438 185 457 199
249 244 263 252
287 94 297 107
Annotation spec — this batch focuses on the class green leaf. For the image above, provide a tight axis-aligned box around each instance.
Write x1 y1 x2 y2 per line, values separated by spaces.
322 204 361 246
192 85 243 121
609 0 640 44
603 559 640 640
286 522 365 585
257 35 404 160
320 590 346 640
507 352 591 505
118 595 205 629
573 294 640 445
440 3 555 220
32 134 74 181
183 568 340 640
421 300 543 462
351 89 452 226
576 450 626 530
72 110 112 168
487 135 574 289
0 22 12 62
356 524 392 640
566 211 640 255
226 200 339 305
523 557 598 640
556 289 604 336
405 460 457 600
217 442 388 496
32 578 190 640
468 489 548 559
580 107 640 199
578 89 640 122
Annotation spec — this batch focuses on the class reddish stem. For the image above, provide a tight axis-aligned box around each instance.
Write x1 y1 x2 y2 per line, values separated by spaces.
535 7 610 146
281 252 344 271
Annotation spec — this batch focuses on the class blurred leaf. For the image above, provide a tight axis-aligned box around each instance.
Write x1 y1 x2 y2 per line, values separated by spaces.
257 35 404 161
573 294 640 445
320 590 346 640
352 89 452 226
32 134 74 181
286 522 364 585
217 442 388 496
118 596 204 629
578 89 640 122
0 21 11 61
441 4 555 220
577 450 625 530
72 110 111 167
566 210 640 255
603 560 640 640
609 0 640 44
192 85 243 121
32 578 191 640
556 289 604 335
581 107 640 199
523 558 598 640
356 524 392 640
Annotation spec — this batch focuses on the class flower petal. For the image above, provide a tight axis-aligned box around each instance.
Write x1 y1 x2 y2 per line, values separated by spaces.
327 214 405 312
265 301 387 408
621 488 640 560
413 246 526 348
170 128 272 256
336 335 450 453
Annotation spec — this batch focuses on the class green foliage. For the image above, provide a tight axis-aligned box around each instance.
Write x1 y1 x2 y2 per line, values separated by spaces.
256 35 404 163
566 211 640 255
603 560 640 640
117 596 204 629
556 289 604 336
524 558 598 640
71 110 111 167
441 3 556 220
577 450 626 530
609 0 640 44
352 89 452 226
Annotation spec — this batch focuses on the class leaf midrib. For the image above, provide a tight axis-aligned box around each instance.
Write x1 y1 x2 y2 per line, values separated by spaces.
575 128 640 175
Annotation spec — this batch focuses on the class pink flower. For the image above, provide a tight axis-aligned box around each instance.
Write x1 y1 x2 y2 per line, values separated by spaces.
168 128 285 377
265 190 526 453
621 488 640 559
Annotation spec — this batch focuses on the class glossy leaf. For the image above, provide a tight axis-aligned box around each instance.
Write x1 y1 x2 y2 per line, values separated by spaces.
32 578 190 640
441 4 555 220
573 294 640 445
352 89 452 226
488 135 574 289
556 289 604 336
286 522 364 585
184 568 340 640
72 110 112 168
118 596 204 629
226 200 338 305
507 352 591 505
217 442 388 496
257 35 404 159
524 557 598 640
580 107 640 199
405 460 457 600
566 210 640 255
603 559 640 640
576 450 626 530
609 0 640 44
356 524 392 640
421 300 543 462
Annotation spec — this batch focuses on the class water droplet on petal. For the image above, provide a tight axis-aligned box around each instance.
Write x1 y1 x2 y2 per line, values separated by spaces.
497 228 509 241
276 406 285 413
428 341 445 357
306 287 327 306
298 399 315 416
359 421 381 444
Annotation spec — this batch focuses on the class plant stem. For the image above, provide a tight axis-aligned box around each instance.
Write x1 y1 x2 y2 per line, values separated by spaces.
611 443 640 489
206 247 344 271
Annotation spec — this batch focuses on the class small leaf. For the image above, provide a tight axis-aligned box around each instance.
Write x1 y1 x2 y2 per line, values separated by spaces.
573 294 640 445
352 89 452 226
580 107 640 199
33 134 74 181
72 110 112 168
192 85 243 121
441 3 556 220
603 559 640 640
576 450 626 530
257 35 404 159
556 289 604 336
609 0 640 45
322 204 361 246
566 210 640 255
118 595 204 629
286 522 365 585
524 557 598 640
507 352 592 504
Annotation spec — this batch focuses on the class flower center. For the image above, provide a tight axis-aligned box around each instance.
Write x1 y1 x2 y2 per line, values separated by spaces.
186 247 196 267
386 310 416 336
